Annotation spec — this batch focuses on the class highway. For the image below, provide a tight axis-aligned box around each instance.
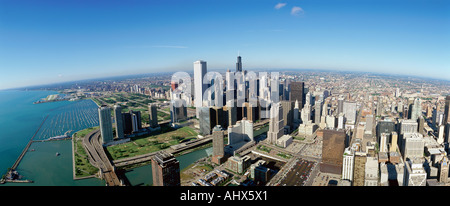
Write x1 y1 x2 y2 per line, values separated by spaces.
83 129 122 186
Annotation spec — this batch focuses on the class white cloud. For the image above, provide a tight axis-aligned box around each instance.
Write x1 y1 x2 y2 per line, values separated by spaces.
291 6 304 16
274 3 287 10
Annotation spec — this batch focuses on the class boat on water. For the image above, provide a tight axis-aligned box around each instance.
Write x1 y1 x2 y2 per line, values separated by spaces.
47 130 72 141
56 152 60 156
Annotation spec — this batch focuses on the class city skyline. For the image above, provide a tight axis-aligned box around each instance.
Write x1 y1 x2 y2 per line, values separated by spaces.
1 0 449 90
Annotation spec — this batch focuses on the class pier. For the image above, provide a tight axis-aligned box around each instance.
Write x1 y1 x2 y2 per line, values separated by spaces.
0 115 49 184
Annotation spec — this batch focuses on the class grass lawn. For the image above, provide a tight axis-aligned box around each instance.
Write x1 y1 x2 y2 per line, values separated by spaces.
106 126 198 160
73 127 99 178
294 136 305 141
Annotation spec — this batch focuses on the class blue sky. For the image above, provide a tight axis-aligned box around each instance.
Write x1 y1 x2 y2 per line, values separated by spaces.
0 0 449 89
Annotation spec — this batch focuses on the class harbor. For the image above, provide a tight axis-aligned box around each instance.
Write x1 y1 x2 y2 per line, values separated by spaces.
0 94 105 186
0 114 48 184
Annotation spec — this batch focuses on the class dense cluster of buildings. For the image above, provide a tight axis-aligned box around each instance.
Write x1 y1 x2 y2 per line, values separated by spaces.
97 103 161 146
91 54 450 186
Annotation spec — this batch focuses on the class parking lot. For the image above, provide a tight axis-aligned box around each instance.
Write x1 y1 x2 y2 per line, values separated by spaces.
277 158 316 186
311 172 342 186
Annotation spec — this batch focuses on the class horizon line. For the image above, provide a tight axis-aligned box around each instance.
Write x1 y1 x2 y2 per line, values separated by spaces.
2 67 450 91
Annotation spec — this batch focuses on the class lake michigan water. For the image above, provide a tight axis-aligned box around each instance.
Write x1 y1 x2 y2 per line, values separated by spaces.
0 90 211 186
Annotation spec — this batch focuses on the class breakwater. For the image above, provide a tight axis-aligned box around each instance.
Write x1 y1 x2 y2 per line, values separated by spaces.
1 114 49 184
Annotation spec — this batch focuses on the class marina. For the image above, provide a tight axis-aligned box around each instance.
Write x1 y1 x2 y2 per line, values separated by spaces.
0 92 214 186
0 94 104 186
34 99 99 141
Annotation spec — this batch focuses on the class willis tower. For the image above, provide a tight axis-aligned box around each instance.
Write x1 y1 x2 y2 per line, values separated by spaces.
236 56 242 72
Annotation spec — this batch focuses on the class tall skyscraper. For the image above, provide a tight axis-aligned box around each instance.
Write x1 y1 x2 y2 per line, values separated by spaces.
226 100 237 127
376 101 383 117
212 125 225 165
194 60 207 117
437 125 445 144
376 120 395 144
444 96 450 124
320 129 346 174
293 100 300 126
379 133 389 153
337 97 344 115
236 55 242 72
170 99 187 123
198 107 211 135
148 103 159 128
210 106 226 129
353 152 367 186
439 156 449 183
399 119 418 135
130 110 142 132
301 101 311 123
151 151 180 186
411 98 421 121
113 105 124 139
212 125 224 157
227 118 254 145
417 116 425 135
343 101 357 125
402 132 424 160
390 131 399 152
98 105 114 144
290 81 305 109
314 100 323 124
404 158 426 186
342 147 354 182
131 112 139 132
281 100 295 130
240 102 258 123
267 103 284 144
445 96 450 144
122 112 132 135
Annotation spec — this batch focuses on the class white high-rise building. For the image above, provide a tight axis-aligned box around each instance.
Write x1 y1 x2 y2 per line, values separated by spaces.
342 147 354 182
404 158 426 186
337 113 345 130
337 97 344 115
403 132 424 160
314 100 323 124
438 125 445 144
326 115 336 129
380 133 389 153
343 101 357 125
267 103 284 144
411 98 422 121
364 156 379 186
400 119 418 135
305 92 312 106
293 100 300 125
227 119 254 145
395 88 401 98
301 102 311 123
194 60 207 117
